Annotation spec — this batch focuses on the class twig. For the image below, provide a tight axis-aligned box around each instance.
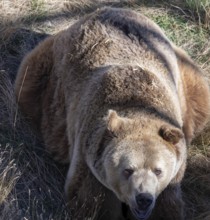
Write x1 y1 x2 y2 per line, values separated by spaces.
13 66 28 128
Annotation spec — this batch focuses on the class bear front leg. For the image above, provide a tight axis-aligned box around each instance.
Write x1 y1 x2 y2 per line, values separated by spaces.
65 163 124 220
14 36 54 130
148 183 184 220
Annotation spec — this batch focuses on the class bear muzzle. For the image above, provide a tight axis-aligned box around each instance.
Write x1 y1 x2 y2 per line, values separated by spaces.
131 193 155 220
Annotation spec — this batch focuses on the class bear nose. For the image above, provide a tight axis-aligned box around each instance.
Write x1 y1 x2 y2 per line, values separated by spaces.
135 193 153 211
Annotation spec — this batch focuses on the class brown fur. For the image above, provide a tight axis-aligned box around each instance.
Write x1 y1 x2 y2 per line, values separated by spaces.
15 7 210 220
173 45 210 144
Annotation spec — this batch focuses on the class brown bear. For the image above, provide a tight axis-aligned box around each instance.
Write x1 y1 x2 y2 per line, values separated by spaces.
15 7 210 220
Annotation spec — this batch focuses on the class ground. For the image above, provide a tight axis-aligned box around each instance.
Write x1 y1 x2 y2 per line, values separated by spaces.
0 0 210 219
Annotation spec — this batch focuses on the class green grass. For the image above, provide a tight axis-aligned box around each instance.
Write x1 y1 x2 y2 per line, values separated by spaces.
177 0 210 28
30 0 44 11
151 12 210 68
28 0 46 22
185 0 210 9
184 0 210 28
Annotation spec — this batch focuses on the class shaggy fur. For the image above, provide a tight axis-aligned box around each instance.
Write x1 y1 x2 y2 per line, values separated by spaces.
15 7 210 220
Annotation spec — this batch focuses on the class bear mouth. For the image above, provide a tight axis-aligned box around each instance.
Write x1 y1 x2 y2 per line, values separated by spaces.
131 207 153 220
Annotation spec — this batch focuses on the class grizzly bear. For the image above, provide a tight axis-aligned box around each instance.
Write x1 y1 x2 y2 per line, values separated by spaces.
15 7 210 220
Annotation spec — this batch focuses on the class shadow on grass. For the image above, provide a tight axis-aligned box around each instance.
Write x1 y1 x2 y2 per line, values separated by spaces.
0 70 70 219
0 28 48 82
0 26 69 219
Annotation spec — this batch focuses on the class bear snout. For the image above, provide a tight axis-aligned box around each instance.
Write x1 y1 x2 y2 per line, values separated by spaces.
135 193 154 211
130 193 155 220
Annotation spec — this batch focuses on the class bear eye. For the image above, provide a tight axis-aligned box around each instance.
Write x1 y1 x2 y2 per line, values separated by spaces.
154 168 162 176
123 168 134 179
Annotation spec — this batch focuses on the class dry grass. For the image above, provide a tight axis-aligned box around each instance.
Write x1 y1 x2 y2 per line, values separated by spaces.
0 0 210 220
0 72 70 219
184 0 210 28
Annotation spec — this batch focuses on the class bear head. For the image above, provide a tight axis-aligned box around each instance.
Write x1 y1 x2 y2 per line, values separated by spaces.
89 110 186 220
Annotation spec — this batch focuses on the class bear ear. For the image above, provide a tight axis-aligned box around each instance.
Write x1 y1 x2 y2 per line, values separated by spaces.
106 110 125 133
159 125 184 145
